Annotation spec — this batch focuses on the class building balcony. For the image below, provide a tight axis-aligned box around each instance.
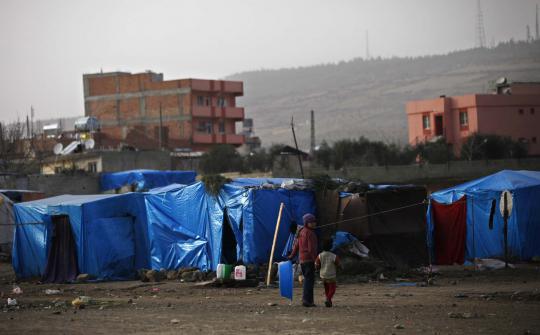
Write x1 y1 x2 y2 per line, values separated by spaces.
192 133 245 146
190 79 243 94
192 106 244 120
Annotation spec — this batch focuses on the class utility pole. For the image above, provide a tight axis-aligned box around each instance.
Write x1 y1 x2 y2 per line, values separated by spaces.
290 116 305 179
476 0 486 48
26 115 30 138
527 25 532 42
30 105 34 137
310 110 315 154
158 102 163 150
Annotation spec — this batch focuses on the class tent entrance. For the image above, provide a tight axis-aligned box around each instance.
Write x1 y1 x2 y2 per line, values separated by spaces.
221 210 238 264
432 197 467 265
42 215 79 283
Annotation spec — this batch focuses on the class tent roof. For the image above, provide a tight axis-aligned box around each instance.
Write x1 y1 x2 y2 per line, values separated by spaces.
19 194 123 207
432 170 540 201
230 178 301 187
100 169 197 191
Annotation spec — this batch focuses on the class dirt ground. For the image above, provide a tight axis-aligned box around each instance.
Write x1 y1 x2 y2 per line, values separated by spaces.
0 262 539 335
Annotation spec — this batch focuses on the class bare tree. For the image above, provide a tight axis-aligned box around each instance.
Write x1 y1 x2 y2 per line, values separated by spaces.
0 121 40 174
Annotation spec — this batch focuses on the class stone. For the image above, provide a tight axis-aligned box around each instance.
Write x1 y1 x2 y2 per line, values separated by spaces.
394 324 405 329
181 270 204 282
166 271 179 280
170 319 180 324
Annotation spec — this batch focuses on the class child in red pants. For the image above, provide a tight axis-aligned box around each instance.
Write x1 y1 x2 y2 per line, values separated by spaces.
315 241 340 307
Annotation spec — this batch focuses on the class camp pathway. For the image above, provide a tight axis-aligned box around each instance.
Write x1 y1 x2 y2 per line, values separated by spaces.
0 263 539 334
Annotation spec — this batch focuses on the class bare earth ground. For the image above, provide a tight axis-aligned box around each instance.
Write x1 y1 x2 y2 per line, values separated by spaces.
0 262 539 335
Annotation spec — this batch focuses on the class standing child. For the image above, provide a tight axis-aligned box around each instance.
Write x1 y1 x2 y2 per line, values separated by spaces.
315 240 340 307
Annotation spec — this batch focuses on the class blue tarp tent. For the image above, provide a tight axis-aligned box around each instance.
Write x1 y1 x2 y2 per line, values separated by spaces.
427 170 540 263
100 169 197 192
12 193 150 280
144 180 316 271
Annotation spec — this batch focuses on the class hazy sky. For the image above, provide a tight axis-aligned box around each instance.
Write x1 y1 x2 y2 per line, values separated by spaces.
0 0 536 123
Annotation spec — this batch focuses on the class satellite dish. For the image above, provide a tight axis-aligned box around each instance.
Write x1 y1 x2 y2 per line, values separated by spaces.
84 139 95 150
496 77 507 85
53 143 63 155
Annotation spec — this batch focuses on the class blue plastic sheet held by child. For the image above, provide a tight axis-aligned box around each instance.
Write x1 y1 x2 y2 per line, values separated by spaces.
279 261 294 301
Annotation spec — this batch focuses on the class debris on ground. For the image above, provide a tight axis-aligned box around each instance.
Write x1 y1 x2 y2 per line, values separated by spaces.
7 297 17 306
12 285 22 294
393 324 405 329
45 289 62 295
448 312 482 319
170 319 180 324
76 273 91 282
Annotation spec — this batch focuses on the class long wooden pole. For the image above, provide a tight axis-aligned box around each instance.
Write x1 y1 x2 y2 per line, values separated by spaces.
266 202 285 286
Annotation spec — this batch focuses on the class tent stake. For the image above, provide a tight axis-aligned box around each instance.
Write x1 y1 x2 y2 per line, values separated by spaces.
266 202 285 286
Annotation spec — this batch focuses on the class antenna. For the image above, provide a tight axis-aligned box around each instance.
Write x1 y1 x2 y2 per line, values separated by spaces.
53 143 63 155
365 30 370 60
310 110 315 154
535 4 540 40
476 0 487 48
84 139 95 150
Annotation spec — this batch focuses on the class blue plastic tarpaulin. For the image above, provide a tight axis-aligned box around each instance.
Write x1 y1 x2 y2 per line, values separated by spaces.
279 260 294 300
426 170 540 262
143 181 316 271
100 170 197 192
12 193 150 280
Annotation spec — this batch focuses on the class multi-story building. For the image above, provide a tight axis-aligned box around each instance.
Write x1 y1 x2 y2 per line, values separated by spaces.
406 81 540 156
83 71 245 151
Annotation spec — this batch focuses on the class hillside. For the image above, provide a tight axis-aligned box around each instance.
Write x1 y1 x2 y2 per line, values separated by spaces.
227 40 540 150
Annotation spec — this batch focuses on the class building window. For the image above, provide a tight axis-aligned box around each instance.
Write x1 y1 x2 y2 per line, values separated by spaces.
197 96 204 106
217 96 227 107
197 121 212 134
459 111 468 126
218 121 225 134
205 97 211 106
531 108 535 115
518 109 524 115
88 162 97 173
422 115 430 129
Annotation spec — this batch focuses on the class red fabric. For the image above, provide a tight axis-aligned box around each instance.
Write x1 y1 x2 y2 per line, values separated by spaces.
324 282 336 302
432 197 467 265
290 227 318 263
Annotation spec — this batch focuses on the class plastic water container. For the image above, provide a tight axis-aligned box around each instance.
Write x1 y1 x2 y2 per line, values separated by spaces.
217 264 233 279
223 264 233 279
216 264 225 279
234 265 246 280
278 261 294 300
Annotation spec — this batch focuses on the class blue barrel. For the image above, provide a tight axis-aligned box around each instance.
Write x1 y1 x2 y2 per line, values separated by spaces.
278 261 293 301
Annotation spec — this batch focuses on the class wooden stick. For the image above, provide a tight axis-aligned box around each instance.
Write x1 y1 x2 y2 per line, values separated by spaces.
266 202 285 286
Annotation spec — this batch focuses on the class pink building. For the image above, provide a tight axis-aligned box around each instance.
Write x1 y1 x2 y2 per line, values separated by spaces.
406 82 540 156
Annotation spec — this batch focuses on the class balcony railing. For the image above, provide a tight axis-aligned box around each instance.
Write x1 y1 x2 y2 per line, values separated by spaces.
192 106 244 119
192 133 245 145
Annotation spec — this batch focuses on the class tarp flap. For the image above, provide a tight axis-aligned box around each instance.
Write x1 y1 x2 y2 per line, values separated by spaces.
332 231 359 250
100 169 197 191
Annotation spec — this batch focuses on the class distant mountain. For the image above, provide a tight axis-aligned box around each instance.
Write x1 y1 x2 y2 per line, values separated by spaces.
227 40 540 150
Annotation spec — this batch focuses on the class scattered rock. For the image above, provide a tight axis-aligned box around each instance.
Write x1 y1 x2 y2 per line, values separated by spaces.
45 289 61 295
52 310 61 315
181 270 204 282
267 302 277 306
302 318 310 323
12 286 23 295
448 312 481 319
170 319 180 324
166 270 179 280
454 293 468 298
394 324 405 329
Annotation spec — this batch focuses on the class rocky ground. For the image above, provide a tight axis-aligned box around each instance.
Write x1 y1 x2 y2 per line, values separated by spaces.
0 262 539 334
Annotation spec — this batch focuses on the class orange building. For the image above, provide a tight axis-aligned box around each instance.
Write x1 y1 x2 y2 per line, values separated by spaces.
406 82 540 156
83 71 245 151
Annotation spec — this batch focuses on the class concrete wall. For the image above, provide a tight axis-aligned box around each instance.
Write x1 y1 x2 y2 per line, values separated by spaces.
0 174 101 197
101 150 171 172
275 157 540 184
